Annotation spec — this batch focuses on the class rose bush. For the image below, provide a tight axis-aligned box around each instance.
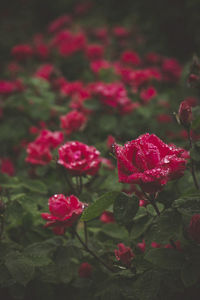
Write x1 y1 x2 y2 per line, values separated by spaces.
0 3 200 300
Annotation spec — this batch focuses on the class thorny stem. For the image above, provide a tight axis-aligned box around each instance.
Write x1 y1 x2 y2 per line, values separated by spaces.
74 230 115 273
187 128 200 190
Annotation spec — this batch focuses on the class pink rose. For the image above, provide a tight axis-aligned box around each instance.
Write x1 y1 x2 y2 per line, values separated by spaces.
58 141 101 176
115 243 134 266
100 211 115 223
78 262 92 278
114 133 189 193
41 194 84 235
60 110 87 136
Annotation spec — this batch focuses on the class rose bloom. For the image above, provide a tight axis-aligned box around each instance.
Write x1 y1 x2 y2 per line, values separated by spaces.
137 239 146 252
58 141 101 176
86 44 104 61
48 15 72 33
26 142 52 165
11 44 33 61
162 58 182 82
140 86 157 103
78 262 92 278
35 129 64 149
114 133 189 194
41 194 84 235
1 158 15 176
115 243 134 266
121 50 141 66
60 110 87 136
100 211 115 223
34 64 54 81
0 80 15 95
188 214 200 244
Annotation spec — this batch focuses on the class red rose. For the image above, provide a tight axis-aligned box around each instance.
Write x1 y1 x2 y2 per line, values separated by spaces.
137 239 146 252
11 44 33 61
115 243 134 266
162 58 182 82
121 50 141 66
86 44 104 61
58 141 101 176
60 110 87 136
41 194 84 235
78 262 92 278
35 129 64 149
178 100 193 128
114 133 189 193
100 211 115 223
26 142 52 165
140 86 157 103
1 158 15 176
188 214 200 244
0 80 15 95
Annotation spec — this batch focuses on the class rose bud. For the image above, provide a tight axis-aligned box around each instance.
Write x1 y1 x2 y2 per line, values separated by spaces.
137 239 146 252
178 100 193 128
115 243 134 267
100 211 115 223
78 262 92 278
188 214 200 244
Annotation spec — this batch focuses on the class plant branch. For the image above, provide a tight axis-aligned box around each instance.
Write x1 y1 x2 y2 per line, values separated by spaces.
187 128 200 190
74 230 115 273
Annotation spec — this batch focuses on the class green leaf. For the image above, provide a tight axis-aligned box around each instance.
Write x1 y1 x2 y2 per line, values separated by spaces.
131 215 153 240
83 99 101 110
173 195 200 216
145 209 182 244
113 194 139 225
24 242 54 267
181 261 200 287
145 248 185 270
101 223 129 240
5 252 35 286
99 115 117 132
21 179 47 194
133 270 161 300
146 203 164 216
81 191 124 221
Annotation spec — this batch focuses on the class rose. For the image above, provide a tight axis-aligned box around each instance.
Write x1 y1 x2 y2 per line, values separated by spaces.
115 243 134 266
26 142 52 165
58 141 101 176
188 214 200 244
41 194 84 235
60 110 87 136
114 133 189 193
78 262 92 278
178 100 193 128
100 211 115 223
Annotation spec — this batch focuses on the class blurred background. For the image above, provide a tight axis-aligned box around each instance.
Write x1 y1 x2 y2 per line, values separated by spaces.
1 0 200 68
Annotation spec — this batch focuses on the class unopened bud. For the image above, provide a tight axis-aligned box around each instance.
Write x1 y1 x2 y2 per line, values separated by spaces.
188 214 200 244
178 100 192 128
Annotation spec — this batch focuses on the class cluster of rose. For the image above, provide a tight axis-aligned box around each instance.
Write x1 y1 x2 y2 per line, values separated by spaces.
0 4 200 300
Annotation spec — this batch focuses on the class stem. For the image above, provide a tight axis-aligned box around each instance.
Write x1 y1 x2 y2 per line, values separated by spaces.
84 221 88 246
74 230 115 273
187 129 200 190
169 239 177 249
142 190 160 216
